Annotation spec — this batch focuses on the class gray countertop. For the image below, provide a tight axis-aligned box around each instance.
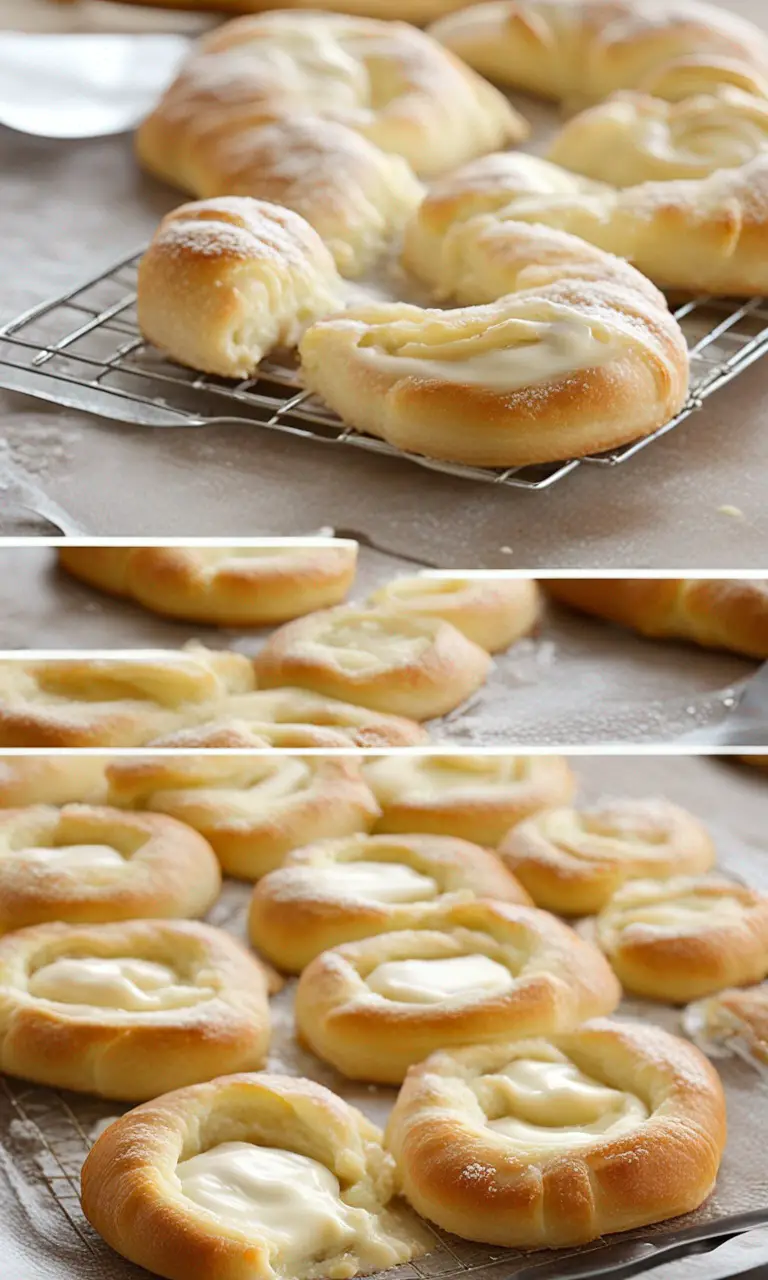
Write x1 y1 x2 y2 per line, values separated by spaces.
1 0 767 562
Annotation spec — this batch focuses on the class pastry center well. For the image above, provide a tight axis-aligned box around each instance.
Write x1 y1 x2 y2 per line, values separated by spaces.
366 954 513 1003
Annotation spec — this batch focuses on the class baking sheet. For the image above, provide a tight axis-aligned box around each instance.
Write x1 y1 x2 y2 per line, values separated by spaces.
0 546 761 745
0 754 767 1280
1 2 767 565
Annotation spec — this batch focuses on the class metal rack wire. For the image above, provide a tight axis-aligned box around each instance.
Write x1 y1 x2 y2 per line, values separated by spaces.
1 249 768 491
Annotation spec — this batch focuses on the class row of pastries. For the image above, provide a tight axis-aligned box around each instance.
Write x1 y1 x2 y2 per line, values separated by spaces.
0 750 766 1276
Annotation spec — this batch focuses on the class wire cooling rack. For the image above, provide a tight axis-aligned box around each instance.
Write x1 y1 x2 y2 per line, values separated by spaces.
2 249 768 491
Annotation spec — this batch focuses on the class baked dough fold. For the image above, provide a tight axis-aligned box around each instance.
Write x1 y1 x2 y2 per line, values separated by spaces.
499 797 715 914
81 1072 427 1280
386 1018 726 1247
0 804 221 932
365 753 576 846
58 543 358 625
367 575 540 652
295 898 620 1081
248 832 532 971
107 754 380 880
596 875 768 1001
0 919 271 1099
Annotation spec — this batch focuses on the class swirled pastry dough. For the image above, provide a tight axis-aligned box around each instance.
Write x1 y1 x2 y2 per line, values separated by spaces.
107 754 379 880
0 645 254 748
365 753 575 846
137 13 524 276
386 1019 726 1247
0 755 108 807
58 542 358 625
368 576 540 652
138 198 346 378
81 1072 428 1280
254 606 491 720
248 831 531 971
548 87 768 185
0 919 271 1099
406 148 768 297
596 875 768 1001
500 797 715 914
0 804 221 932
431 0 768 107
295 898 620 1082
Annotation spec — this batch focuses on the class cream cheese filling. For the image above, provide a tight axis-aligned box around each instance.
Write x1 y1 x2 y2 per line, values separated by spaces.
28 956 204 1011
366 954 513 1003
306 617 431 672
606 892 748 938
15 843 125 869
481 1058 648 1152
307 861 439 902
176 1142 361 1263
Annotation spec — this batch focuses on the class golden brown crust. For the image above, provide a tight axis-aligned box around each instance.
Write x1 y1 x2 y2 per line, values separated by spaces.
500 798 715 915
0 755 109 807
248 832 532 971
137 13 523 277
59 543 359 626
596 875 768 1002
365 754 576 846
81 1072 427 1280
0 805 222 933
0 920 271 1100
254 606 492 721
367 576 541 652
295 898 620 1082
545 578 768 659
301 224 689 467
107 755 380 880
386 1019 727 1247
0 647 255 748
430 0 768 106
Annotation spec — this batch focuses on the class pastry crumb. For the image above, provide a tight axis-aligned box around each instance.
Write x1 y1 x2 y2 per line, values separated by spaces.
499 545 513 554
717 505 744 518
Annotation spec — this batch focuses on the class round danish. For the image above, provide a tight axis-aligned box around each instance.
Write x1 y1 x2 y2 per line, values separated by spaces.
547 87 768 186
58 542 358 625
106 755 380 880
248 832 532 972
301 218 689 467
254 606 491 721
684 984 768 1064
404 147 768 297
148 687 429 748
386 1019 726 1248
138 198 346 378
365 754 576 847
430 0 768 107
0 645 255 748
0 755 108 807
0 919 271 1100
81 1073 428 1280
544 577 768 660
295 898 620 1083
595 875 768 1002
499 798 716 915
0 805 221 933
367 576 540 653
137 13 525 275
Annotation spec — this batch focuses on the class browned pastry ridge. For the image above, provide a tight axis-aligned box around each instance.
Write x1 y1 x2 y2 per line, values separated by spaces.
544 578 768 659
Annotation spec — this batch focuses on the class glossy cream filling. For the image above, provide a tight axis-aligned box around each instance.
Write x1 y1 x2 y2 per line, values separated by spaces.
184 759 312 818
366 954 513 1003
306 860 439 903
14 842 125 868
307 617 431 672
28 956 205 1011
483 1059 648 1151
351 302 624 390
540 806 670 863
176 1143 360 1263
607 892 748 937
393 755 528 797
